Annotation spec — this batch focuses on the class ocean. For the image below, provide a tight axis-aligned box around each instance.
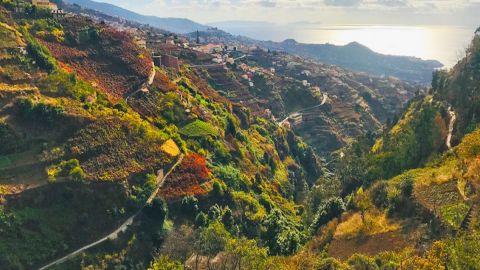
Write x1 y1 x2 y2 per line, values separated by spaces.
216 24 475 68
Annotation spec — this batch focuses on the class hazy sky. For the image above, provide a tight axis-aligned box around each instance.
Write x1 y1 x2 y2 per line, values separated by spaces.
96 0 480 27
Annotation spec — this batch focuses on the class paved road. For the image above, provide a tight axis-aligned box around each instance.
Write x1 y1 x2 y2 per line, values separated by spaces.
38 155 184 270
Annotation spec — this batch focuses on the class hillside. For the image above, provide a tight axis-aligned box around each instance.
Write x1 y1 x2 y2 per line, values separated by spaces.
62 0 209 33
0 1 320 269
309 32 480 267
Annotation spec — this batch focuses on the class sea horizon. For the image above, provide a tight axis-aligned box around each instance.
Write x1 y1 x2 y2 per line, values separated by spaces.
212 22 475 68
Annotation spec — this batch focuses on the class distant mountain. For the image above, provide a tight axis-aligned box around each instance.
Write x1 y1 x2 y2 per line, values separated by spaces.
260 39 443 84
187 28 442 84
62 0 209 33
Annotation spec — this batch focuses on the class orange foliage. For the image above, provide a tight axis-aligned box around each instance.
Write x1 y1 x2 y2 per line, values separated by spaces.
160 153 210 198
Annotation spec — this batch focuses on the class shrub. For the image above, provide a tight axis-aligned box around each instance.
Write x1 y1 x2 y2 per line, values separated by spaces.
181 195 199 217
26 40 56 72
47 159 86 182
69 166 86 181
17 98 64 124
113 102 128 113
371 182 389 209
146 198 168 224
208 204 222 220
214 165 246 190
148 255 182 270
195 211 208 228
347 254 379 269
211 181 224 199
221 207 234 229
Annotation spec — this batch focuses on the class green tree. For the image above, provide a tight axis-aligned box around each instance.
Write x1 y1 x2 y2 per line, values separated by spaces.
310 197 345 234
225 238 268 270
195 211 208 228
262 208 305 255
197 221 231 256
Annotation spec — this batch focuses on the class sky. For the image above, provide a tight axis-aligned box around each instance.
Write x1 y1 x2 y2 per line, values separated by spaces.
95 0 480 27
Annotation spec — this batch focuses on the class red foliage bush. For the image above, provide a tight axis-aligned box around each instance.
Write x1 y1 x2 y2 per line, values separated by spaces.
160 153 210 198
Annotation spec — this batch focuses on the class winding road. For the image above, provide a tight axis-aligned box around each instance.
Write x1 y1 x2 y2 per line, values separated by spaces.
38 154 184 270
278 93 328 125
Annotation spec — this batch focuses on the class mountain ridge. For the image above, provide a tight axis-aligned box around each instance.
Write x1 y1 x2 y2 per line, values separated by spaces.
62 0 209 33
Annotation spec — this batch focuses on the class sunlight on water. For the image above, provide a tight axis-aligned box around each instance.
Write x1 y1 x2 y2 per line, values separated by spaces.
222 24 474 68
295 25 473 68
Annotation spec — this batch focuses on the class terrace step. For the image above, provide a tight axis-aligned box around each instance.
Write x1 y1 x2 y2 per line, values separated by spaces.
461 204 478 230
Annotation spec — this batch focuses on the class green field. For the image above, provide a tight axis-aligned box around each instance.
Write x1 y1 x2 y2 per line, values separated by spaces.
179 119 219 137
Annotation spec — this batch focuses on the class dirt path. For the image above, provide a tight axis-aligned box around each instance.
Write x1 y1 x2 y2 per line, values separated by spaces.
38 154 184 270
446 106 456 149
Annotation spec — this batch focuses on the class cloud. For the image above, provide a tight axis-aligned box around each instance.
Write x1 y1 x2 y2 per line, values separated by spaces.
256 0 277 7
375 0 407 7
324 0 362 6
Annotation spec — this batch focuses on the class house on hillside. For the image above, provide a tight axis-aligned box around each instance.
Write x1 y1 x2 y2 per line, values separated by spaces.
51 9 65 18
302 70 312 76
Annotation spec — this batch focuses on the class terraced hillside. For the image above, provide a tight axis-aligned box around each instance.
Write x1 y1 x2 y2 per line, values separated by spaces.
0 1 322 269
227 50 420 154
